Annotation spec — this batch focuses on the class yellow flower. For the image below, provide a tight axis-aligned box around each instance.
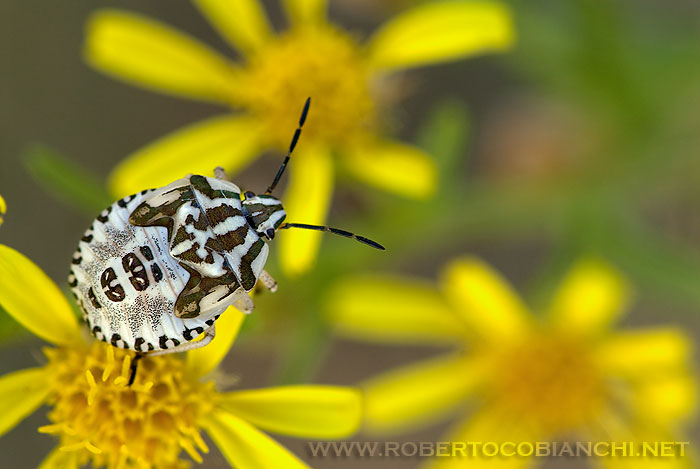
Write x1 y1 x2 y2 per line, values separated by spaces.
0 244 362 468
326 257 698 468
84 0 514 275
0 194 6 225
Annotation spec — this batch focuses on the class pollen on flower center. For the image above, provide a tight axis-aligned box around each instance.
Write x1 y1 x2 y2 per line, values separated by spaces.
239 26 375 148
487 331 605 434
42 342 215 469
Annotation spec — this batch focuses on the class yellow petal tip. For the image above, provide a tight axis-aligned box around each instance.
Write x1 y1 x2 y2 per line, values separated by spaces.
0 194 6 225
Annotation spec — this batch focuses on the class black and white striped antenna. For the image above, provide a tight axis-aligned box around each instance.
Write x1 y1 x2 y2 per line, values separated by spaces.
265 98 385 251
278 223 384 250
265 97 311 195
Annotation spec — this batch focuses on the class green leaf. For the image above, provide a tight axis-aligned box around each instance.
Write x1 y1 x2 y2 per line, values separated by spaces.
23 144 112 215
417 99 470 195
273 305 330 385
597 216 700 309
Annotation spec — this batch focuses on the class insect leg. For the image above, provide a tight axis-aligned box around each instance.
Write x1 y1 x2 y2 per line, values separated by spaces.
128 352 144 387
214 166 228 180
148 323 217 356
231 288 255 314
258 270 278 292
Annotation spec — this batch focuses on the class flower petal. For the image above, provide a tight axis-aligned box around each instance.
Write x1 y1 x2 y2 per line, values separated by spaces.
186 305 245 378
325 274 467 345
342 139 436 198
38 447 80 469
0 194 6 225
366 1 514 71
0 245 81 346
362 354 482 435
282 0 327 25
596 329 692 379
218 385 361 438
194 0 272 54
203 410 308 469
631 372 698 427
85 10 241 102
548 258 631 336
441 257 530 342
108 115 263 198
279 143 334 276
0 367 50 438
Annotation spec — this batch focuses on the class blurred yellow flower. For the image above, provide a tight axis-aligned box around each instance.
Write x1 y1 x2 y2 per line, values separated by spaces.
0 194 6 225
84 0 514 275
327 257 698 468
0 243 361 468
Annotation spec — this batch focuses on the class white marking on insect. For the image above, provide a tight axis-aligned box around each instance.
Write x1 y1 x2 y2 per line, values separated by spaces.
212 216 246 236
267 211 286 229
257 197 285 206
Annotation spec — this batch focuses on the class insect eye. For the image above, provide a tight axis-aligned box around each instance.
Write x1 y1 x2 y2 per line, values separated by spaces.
265 228 275 240
244 191 255 199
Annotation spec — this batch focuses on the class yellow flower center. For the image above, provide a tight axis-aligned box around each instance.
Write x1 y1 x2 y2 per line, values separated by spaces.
42 342 215 469
487 330 605 435
240 26 375 148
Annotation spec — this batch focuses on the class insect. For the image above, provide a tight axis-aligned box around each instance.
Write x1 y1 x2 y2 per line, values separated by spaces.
69 98 383 382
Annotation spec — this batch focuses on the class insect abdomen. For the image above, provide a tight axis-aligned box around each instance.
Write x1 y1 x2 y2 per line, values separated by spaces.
70 192 223 351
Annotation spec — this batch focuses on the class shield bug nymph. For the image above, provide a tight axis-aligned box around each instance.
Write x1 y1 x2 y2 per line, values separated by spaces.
69 98 383 382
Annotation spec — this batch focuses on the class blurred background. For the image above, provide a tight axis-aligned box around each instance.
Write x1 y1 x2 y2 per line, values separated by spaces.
1 0 699 467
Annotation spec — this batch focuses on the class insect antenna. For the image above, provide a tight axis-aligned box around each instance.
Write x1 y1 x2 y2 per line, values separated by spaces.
278 223 385 250
265 97 311 195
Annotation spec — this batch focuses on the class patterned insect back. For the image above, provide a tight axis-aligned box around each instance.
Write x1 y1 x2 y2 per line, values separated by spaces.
70 172 283 353
70 191 215 352
130 175 269 314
